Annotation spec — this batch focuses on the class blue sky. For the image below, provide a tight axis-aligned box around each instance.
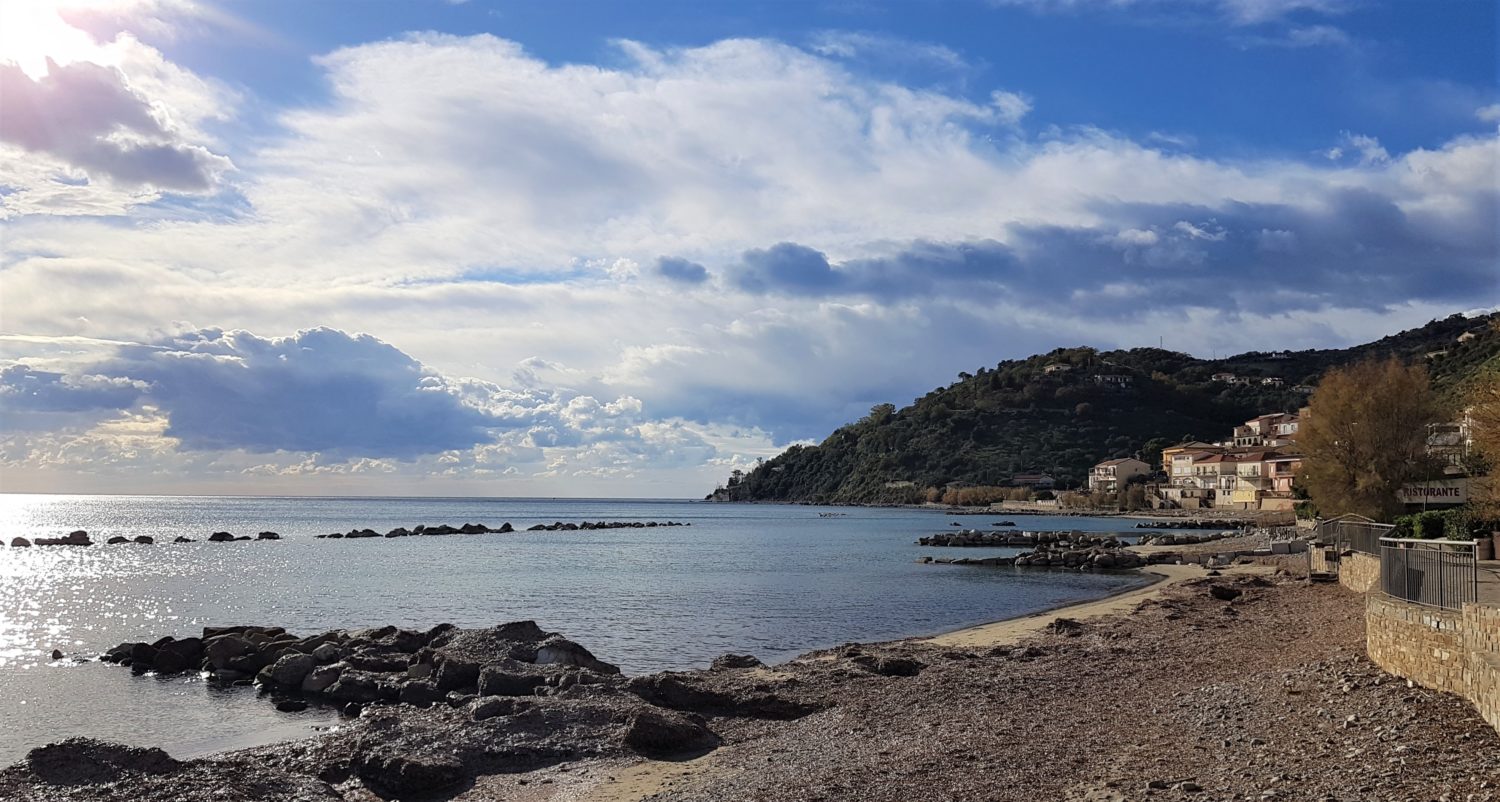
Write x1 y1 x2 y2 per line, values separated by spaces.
0 0 1496 496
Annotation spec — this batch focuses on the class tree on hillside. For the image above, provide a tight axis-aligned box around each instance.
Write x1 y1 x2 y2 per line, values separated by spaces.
1298 357 1441 521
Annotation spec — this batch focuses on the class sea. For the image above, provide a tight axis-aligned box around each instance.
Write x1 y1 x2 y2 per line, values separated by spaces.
0 494 1154 764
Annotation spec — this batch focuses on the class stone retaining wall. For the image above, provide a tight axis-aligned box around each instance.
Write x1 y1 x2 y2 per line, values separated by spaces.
1366 594 1500 732
1339 552 1380 594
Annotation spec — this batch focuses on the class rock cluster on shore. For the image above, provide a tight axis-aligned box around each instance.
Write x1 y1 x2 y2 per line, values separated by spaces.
1134 531 1237 547
48 620 833 800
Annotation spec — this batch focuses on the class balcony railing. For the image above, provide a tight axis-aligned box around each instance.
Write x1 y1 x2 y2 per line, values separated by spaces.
1378 538 1478 611
1315 517 1394 555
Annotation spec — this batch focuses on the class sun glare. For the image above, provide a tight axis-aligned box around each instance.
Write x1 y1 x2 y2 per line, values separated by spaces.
0 0 134 79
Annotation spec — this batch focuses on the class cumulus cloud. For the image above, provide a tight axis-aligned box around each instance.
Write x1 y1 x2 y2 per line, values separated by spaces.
0 60 229 191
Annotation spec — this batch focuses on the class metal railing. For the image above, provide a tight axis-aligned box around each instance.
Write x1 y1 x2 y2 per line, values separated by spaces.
1379 537 1478 611
1316 517 1395 555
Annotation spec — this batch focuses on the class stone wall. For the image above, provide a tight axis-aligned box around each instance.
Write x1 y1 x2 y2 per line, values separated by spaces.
1365 595 1467 694
1462 604 1500 731
1339 552 1381 594
1366 595 1500 732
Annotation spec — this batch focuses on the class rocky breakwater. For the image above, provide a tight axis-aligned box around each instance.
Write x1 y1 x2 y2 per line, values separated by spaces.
317 522 516 539
1135 531 1237 547
918 529 1129 549
7 530 92 547
34 621 833 800
1135 519 1251 530
526 520 691 531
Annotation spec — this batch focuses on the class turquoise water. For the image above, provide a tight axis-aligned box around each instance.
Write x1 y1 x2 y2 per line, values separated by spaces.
0 495 1148 763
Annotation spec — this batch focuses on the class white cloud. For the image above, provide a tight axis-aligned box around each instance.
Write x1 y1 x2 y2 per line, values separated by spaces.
987 0 1347 25
1478 104 1500 124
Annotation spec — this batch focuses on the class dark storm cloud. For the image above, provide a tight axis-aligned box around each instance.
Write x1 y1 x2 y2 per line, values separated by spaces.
716 186 1500 315
96 327 497 458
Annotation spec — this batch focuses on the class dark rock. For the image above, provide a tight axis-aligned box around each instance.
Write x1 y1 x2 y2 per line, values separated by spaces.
173 536 195 543
133 536 154 544
354 747 465 797
477 663 547 697
107 536 130 544
208 531 235 542
302 663 344 693
327 670 385 703
710 654 765 670
852 654 925 677
151 648 191 674
471 697 525 720
622 708 718 755
257 531 281 540
434 658 481 692
345 650 409 673
398 679 445 706
50 649 63 660
26 738 180 785
1046 617 1086 636
204 634 257 670
534 635 621 674
275 699 308 713
10 537 31 547
265 652 318 687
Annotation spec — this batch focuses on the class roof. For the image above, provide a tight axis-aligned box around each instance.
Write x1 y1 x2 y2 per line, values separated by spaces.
1096 458 1145 467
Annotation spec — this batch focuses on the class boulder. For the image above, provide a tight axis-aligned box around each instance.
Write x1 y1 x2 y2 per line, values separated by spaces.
354 747 465 797
433 658 481 692
208 532 235 542
204 634 256 670
107 536 130 544
477 664 547 697
497 522 514 533
851 654 925 677
312 643 341 663
256 531 281 540
173 536 195 543
11 537 31 547
534 635 621 674
25 738 180 785
398 679 445 706
133 536 154 545
265 653 317 687
471 697 525 721
302 663 345 694
622 708 718 755
327 670 385 703
710 654 765 671
275 700 308 713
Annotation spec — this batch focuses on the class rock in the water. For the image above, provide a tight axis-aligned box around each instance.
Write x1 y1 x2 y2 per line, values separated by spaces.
50 649 64 660
107 536 130 544
312 643 341 663
257 531 281 540
10 537 31 547
133 536 154 545
275 699 308 713
204 634 256 670
265 652 317 687
173 536 195 543
622 708 718 754
26 738 180 785
208 531 235 542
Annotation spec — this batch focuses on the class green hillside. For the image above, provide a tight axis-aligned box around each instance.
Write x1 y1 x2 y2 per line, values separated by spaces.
710 312 1499 504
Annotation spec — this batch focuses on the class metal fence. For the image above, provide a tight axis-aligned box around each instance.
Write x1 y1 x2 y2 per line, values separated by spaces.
1316 517 1395 555
1379 537 1479 611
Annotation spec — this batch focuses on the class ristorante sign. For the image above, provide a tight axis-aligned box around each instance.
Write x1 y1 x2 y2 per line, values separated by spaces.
1397 478 1470 505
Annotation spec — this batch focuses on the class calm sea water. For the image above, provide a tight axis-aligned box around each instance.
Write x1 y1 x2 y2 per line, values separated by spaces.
0 495 1149 764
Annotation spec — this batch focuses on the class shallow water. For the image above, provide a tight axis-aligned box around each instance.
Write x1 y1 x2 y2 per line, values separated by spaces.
0 495 1149 763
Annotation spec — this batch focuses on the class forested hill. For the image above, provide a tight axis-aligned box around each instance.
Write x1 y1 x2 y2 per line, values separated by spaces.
709 312 1500 504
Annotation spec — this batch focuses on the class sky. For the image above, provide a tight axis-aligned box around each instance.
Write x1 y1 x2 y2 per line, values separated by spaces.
0 0 1496 498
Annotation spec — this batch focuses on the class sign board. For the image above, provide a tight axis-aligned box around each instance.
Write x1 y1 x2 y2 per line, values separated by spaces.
1397 478 1470 506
